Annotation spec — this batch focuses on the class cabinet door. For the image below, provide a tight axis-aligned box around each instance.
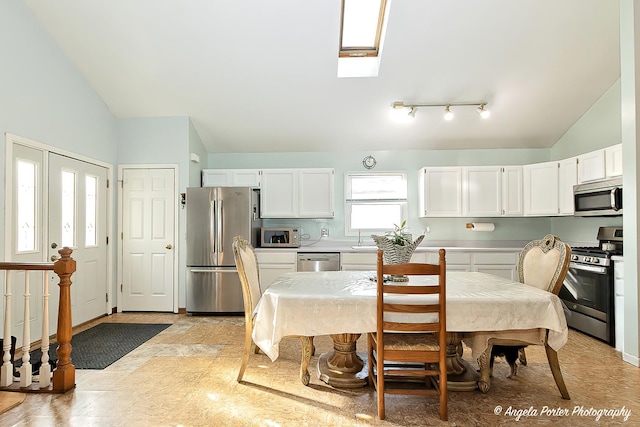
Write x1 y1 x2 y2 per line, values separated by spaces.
605 144 623 178
202 169 261 187
419 167 462 217
558 157 577 215
463 166 502 217
299 169 335 218
258 264 296 293
578 149 606 183
202 169 232 187
523 161 559 216
261 169 297 218
474 265 517 280
232 170 261 187
502 166 523 216
340 252 376 271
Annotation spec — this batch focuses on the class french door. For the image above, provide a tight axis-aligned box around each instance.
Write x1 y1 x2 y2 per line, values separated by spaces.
48 153 108 325
4 135 110 343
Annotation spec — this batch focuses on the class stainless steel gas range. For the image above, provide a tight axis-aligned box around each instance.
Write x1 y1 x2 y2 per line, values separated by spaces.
559 226 622 347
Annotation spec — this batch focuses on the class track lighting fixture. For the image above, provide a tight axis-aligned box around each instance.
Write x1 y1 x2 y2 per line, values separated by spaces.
391 101 490 121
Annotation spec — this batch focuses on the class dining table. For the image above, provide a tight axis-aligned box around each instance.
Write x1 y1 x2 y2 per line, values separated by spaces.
251 270 568 393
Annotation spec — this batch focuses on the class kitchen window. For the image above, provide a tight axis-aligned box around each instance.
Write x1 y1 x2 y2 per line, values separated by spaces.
344 172 407 236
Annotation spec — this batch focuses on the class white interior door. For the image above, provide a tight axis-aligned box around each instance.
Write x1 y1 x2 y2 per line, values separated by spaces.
48 153 108 326
121 168 175 311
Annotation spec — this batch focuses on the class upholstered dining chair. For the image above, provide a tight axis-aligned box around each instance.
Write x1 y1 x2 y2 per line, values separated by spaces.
232 235 264 382
516 234 571 367
367 249 448 421
480 234 571 399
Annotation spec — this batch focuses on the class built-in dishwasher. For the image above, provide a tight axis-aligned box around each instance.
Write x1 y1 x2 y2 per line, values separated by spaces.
297 252 341 272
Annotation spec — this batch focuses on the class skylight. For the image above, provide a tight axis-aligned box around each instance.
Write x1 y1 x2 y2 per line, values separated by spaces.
339 0 387 58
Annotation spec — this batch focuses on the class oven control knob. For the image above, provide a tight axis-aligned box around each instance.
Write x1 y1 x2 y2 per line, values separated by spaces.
592 258 599 264
571 255 578 261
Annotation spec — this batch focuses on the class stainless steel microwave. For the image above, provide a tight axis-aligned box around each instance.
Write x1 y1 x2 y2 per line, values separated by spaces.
574 177 622 216
260 227 300 248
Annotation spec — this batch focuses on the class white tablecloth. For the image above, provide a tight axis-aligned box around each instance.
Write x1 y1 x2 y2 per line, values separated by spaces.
252 271 568 361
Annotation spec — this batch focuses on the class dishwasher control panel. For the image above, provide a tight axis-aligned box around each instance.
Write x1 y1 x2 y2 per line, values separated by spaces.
297 253 341 272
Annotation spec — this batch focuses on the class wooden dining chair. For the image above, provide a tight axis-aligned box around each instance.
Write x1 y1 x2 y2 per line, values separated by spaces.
232 235 264 382
367 249 447 421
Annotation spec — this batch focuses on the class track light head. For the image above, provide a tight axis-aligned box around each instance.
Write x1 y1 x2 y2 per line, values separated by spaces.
444 106 454 121
408 106 417 118
477 104 490 119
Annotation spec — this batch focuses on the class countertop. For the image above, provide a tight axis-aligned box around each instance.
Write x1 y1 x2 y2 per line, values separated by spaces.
255 239 529 253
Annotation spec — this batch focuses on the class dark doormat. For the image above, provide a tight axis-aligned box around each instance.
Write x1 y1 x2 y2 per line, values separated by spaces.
17 323 171 370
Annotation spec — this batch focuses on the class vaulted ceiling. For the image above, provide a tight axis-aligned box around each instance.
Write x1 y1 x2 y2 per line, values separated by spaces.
25 0 620 153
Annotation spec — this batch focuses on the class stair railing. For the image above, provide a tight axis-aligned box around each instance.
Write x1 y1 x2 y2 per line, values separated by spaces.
0 247 76 393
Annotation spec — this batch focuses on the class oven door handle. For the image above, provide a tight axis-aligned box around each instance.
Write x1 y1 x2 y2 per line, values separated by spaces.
570 262 607 274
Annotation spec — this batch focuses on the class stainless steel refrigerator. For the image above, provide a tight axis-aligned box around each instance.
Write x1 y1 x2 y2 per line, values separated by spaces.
186 187 261 313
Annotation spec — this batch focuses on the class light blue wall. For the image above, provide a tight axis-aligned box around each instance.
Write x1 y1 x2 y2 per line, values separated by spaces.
550 79 624 243
551 79 622 160
117 117 191 308
189 120 208 187
0 0 118 272
209 149 552 243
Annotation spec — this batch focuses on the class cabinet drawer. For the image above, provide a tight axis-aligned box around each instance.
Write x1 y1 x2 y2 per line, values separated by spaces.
256 251 297 264
474 252 518 265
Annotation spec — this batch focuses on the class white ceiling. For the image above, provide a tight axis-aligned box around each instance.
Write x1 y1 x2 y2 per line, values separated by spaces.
25 0 620 154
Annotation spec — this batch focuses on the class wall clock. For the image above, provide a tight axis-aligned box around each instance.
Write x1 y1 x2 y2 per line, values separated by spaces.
362 155 377 169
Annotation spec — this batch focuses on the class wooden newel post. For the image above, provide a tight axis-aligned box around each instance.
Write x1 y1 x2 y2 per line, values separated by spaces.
52 247 76 393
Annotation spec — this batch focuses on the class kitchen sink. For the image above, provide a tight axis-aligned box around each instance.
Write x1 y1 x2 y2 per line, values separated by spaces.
350 245 378 250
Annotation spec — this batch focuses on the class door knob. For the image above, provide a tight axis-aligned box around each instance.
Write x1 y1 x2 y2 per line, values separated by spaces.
51 242 58 249
51 255 59 262
166 244 173 250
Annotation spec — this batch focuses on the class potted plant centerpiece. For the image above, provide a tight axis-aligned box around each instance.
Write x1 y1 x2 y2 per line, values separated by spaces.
371 221 425 281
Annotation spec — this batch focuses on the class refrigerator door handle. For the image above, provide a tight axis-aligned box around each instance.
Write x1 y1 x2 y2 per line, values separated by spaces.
219 200 224 252
210 199 216 254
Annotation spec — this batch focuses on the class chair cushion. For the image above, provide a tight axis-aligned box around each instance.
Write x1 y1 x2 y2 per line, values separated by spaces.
379 333 440 351
522 246 561 292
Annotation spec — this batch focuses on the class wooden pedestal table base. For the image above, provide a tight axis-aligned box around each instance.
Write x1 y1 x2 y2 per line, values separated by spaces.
317 333 368 388
445 332 479 391
301 332 478 391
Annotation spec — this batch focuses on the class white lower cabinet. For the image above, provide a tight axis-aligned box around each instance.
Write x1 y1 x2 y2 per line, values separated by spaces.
341 249 519 277
340 253 377 271
256 251 297 293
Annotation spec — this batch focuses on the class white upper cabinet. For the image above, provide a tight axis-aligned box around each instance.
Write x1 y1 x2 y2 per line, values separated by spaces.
421 166 522 217
605 144 623 178
558 157 577 215
298 168 335 217
577 149 606 183
261 168 334 218
419 167 463 217
202 169 261 187
463 166 502 217
501 166 523 216
523 161 559 216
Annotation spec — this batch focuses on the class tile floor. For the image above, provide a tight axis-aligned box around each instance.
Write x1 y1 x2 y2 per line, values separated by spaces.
0 312 638 426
